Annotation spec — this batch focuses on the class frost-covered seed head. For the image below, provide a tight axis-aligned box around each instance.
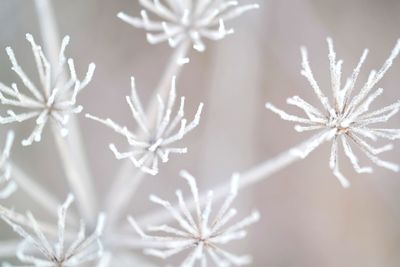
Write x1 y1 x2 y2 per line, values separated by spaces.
86 76 203 176
0 33 96 146
118 0 259 52
266 38 400 187
0 194 106 267
128 171 260 267
0 131 17 199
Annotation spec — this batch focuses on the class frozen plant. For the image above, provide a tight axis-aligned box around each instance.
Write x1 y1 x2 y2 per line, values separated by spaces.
117 0 260 52
86 76 203 176
128 170 260 267
266 38 400 187
0 194 106 267
0 131 17 199
0 33 95 146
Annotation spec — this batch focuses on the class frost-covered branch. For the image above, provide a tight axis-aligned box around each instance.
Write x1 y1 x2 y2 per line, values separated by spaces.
111 39 191 224
88 76 203 227
34 0 97 216
0 205 59 237
0 34 95 145
87 76 203 176
1 195 106 267
129 170 259 267
0 131 17 199
0 33 98 220
266 38 400 187
118 0 259 52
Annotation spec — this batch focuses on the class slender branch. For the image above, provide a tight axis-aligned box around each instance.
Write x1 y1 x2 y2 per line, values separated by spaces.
34 0 97 220
51 124 97 222
135 136 317 226
107 40 191 224
0 239 19 258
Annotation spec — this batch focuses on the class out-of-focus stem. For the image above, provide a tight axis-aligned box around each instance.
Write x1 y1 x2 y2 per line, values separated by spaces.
136 137 315 226
51 124 97 222
108 40 191 224
0 240 19 258
105 171 145 231
9 162 77 221
106 234 162 249
33 0 60 67
147 40 191 124
34 0 97 219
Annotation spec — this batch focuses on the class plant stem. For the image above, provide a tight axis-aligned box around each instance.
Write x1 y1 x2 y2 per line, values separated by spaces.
136 137 315 226
147 40 192 124
51 124 97 222
105 171 145 231
34 0 97 220
107 40 191 224
33 0 60 67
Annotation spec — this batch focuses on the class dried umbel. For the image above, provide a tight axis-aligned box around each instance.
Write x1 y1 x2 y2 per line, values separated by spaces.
266 38 400 187
1 194 106 267
0 34 95 146
86 76 203 175
118 0 259 52
0 131 17 199
129 170 260 267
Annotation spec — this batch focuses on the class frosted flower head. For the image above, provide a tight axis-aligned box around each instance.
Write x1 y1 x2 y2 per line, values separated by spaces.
86 76 203 176
0 131 17 199
266 38 400 188
0 33 96 146
1 194 106 267
118 0 259 52
128 170 260 267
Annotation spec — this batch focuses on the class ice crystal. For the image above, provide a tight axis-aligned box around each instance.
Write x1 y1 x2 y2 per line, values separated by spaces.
128 170 260 267
0 33 95 146
0 194 106 267
86 76 203 176
266 38 400 187
0 131 17 199
117 0 259 52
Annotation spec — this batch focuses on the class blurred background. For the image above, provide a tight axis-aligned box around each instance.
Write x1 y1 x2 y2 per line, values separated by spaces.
1 0 400 266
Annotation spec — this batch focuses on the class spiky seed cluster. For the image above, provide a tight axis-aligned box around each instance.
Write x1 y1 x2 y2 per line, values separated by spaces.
0 194 105 267
0 131 17 199
86 76 203 176
117 0 259 52
266 38 400 187
0 33 96 146
129 170 260 267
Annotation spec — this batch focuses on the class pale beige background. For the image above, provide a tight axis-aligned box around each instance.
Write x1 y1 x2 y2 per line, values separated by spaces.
1 0 400 266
